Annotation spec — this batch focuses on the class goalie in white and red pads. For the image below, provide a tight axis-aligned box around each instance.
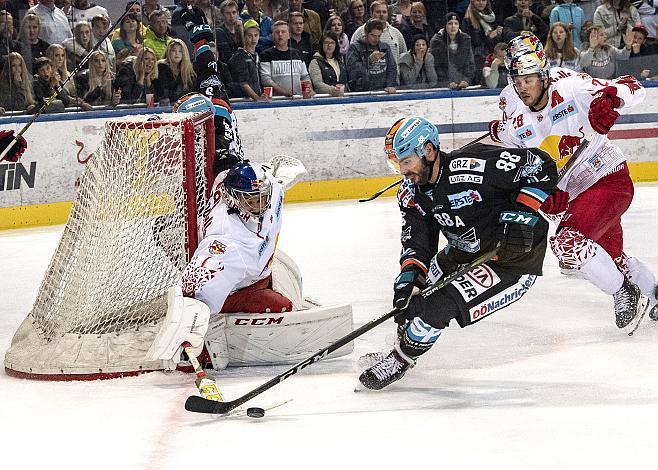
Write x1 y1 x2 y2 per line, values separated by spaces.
148 159 353 378
488 34 657 331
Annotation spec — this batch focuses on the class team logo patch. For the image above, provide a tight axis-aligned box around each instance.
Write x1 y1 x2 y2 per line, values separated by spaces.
449 174 483 184
445 227 480 252
588 153 605 171
468 275 536 322
514 150 544 182
449 158 486 173
451 264 501 301
209 240 226 255
551 100 576 124
498 96 507 110
448 189 482 209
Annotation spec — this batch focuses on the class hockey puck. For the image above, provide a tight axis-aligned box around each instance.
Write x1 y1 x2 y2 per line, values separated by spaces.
246 407 265 418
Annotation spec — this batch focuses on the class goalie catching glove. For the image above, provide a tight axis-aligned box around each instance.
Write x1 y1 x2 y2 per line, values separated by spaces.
0 130 27 162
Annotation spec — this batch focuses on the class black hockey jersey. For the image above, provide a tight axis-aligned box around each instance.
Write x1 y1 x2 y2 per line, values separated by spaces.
398 143 558 276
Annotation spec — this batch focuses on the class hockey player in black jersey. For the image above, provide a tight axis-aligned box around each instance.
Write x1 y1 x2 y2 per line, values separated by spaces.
359 116 559 390
175 5 243 176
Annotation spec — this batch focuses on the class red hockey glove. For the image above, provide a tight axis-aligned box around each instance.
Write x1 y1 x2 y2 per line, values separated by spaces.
488 119 502 143
540 189 570 215
588 86 621 135
0 130 27 162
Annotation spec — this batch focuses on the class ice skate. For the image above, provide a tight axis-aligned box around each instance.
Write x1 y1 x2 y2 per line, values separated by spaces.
648 286 658 321
613 278 649 331
358 348 415 391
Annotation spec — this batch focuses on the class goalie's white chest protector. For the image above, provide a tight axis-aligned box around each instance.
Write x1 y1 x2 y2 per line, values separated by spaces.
181 176 285 314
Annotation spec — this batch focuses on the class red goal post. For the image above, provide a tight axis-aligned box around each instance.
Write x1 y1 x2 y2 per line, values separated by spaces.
4 111 215 380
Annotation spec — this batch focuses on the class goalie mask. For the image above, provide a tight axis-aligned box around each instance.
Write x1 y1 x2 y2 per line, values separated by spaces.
384 116 440 173
223 162 273 219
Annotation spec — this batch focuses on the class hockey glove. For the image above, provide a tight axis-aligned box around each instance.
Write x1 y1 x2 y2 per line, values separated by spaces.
393 265 426 320
0 130 27 162
181 7 214 44
497 211 540 254
588 86 621 135
540 189 570 215
488 119 502 143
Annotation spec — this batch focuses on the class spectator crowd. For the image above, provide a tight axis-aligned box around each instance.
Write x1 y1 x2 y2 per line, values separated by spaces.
0 0 656 114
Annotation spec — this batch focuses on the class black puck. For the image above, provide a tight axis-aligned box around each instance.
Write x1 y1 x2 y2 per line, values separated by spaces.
246 407 265 418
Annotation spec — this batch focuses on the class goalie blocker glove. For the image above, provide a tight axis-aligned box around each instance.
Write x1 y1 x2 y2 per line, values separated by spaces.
0 130 27 162
497 210 539 254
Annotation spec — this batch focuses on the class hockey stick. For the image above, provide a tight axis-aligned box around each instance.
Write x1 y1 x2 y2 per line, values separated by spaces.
182 341 225 402
184 247 499 414
0 8 131 161
358 132 490 203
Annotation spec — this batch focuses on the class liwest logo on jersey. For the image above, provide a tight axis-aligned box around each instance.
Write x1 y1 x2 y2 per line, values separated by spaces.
449 158 486 173
448 189 482 209
516 125 535 141
551 100 576 124
469 274 536 322
448 174 483 184
452 264 501 301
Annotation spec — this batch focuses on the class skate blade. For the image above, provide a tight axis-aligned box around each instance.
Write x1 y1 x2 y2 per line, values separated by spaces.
626 296 651 336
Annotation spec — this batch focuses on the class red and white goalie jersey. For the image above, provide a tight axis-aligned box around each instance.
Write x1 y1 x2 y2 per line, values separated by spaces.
496 68 645 199
181 170 285 314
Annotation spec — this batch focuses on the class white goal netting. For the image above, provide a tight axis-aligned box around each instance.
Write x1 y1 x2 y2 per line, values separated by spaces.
4 112 214 380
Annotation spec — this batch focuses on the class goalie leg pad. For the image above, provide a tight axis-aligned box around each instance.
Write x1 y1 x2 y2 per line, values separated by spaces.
271 249 303 310
146 285 211 362
205 314 229 370
222 303 353 366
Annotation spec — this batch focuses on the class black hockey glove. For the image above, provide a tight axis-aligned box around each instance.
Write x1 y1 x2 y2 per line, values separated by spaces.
496 210 539 254
393 265 426 323
215 149 242 174
181 6 214 43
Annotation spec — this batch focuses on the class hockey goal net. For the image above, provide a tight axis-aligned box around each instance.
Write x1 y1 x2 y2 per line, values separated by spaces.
4 111 215 380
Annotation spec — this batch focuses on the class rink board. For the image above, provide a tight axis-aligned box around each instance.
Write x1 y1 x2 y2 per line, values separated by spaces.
1 84 657 229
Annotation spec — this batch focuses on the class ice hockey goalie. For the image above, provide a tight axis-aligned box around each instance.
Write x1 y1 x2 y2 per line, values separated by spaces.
147 158 353 370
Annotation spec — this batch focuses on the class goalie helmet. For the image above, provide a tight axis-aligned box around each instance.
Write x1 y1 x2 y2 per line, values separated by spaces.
384 116 440 173
223 161 273 219
173 92 214 115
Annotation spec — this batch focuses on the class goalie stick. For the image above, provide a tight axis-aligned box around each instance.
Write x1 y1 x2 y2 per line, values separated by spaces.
184 247 499 415
359 132 490 203
182 342 225 402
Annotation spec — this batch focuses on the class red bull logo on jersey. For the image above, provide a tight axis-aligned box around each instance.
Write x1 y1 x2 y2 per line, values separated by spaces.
539 133 583 170
209 240 226 255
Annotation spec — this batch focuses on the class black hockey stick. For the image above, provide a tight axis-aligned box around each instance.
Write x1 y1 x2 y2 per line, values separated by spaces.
0 8 131 161
358 132 490 203
184 247 499 415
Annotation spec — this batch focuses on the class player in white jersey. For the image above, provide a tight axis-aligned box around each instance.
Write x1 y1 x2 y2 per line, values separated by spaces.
181 160 291 315
488 35 657 330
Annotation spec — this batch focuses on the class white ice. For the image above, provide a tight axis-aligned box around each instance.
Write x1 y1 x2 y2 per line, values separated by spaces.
2 186 658 470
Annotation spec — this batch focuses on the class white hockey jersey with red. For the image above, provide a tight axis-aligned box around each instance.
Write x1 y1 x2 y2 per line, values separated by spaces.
180 172 285 314
496 68 645 199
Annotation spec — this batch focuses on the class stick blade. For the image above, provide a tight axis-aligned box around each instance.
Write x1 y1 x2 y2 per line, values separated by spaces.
185 395 235 414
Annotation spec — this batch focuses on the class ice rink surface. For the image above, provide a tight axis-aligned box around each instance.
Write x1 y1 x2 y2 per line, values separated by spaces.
2 186 658 470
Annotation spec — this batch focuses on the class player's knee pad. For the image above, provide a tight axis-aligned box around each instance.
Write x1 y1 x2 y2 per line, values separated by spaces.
550 227 597 269
399 316 442 358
